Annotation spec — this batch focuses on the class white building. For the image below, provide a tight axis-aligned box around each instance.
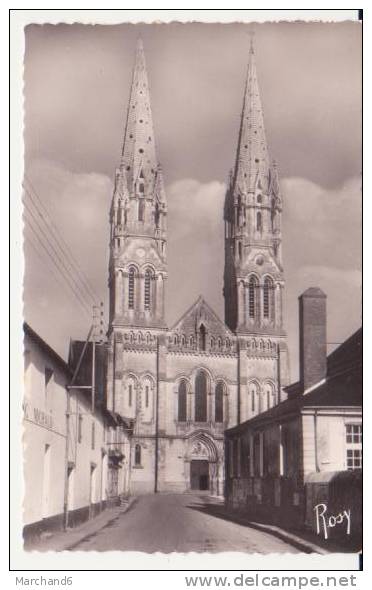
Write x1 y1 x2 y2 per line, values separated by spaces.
23 324 129 545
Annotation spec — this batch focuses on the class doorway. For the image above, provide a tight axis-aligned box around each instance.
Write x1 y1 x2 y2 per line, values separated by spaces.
190 460 209 490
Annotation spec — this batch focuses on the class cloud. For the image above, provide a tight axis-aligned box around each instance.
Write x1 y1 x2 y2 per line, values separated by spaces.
23 163 362 384
166 179 226 325
23 158 113 357
282 175 362 272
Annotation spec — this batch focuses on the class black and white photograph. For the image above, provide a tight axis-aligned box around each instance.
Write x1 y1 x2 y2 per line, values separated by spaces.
12 9 362 570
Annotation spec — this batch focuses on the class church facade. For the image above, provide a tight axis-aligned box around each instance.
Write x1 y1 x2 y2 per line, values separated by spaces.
106 40 290 495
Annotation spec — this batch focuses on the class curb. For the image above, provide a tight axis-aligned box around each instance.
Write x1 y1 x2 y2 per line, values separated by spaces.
242 520 329 555
65 496 138 551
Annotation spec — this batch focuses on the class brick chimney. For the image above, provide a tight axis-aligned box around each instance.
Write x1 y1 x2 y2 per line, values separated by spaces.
299 288 327 392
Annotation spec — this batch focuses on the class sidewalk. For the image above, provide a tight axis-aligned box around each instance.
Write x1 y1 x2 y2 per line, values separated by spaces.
218 506 360 554
26 498 136 552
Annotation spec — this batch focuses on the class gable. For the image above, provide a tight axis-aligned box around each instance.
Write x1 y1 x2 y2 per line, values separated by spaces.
170 296 235 343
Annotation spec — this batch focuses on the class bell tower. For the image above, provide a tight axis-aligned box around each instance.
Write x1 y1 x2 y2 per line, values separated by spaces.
109 39 167 330
106 40 168 450
224 41 285 336
224 40 289 417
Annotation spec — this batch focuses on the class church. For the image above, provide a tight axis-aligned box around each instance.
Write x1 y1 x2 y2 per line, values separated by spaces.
105 39 290 495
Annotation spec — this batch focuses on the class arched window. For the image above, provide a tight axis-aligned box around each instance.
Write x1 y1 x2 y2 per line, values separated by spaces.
128 267 135 309
195 371 207 422
128 384 133 407
144 269 152 310
145 385 149 408
263 277 273 319
138 198 145 221
178 380 187 422
215 382 224 423
250 382 259 413
257 211 262 231
134 444 141 466
238 241 242 259
199 324 206 351
248 277 257 318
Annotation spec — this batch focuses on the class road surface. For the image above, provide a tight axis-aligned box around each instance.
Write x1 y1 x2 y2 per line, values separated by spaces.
70 493 299 553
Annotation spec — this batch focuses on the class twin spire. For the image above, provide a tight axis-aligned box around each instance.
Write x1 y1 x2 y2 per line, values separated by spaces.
234 41 271 194
118 37 273 197
120 39 159 195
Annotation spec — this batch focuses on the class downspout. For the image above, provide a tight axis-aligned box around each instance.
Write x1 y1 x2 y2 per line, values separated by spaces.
314 410 320 472
237 338 241 424
154 336 160 493
63 386 70 530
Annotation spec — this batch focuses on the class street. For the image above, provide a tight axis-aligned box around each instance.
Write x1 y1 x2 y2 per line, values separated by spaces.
69 493 300 553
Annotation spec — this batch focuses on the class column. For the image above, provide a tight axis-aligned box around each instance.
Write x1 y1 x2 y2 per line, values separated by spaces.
208 381 214 423
279 424 284 476
137 273 144 313
238 281 245 327
188 389 194 422
156 275 163 319
259 431 264 477
122 272 128 313
249 434 254 477
115 271 121 316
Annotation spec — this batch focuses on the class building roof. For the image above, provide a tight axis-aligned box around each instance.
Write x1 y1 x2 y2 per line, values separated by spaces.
226 326 362 436
24 322 72 376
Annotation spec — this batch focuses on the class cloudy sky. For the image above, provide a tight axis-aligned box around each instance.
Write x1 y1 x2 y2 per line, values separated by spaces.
23 21 362 380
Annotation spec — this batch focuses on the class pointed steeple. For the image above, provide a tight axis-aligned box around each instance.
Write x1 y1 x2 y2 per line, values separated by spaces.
234 40 270 193
121 38 158 193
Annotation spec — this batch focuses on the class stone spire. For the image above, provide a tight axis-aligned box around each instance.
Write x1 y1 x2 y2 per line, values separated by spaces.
234 40 270 194
121 38 158 194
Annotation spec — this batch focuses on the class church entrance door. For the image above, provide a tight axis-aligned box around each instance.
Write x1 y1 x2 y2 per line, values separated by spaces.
190 460 209 491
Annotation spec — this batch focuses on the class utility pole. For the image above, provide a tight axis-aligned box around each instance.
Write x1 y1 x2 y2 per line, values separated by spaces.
91 304 99 414
154 336 159 493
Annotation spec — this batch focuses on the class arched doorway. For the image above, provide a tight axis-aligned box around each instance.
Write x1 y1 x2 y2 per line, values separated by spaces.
190 459 209 490
186 435 220 493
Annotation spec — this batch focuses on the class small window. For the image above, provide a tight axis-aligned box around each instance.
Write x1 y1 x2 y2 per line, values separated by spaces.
78 414 83 443
256 211 262 231
346 424 362 470
347 449 362 470
178 380 187 422
199 324 206 351
346 424 362 444
135 444 141 466
215 382 224 423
